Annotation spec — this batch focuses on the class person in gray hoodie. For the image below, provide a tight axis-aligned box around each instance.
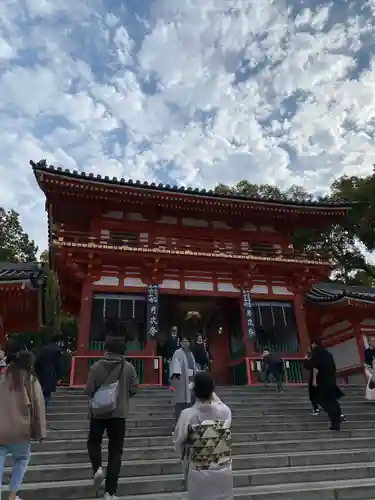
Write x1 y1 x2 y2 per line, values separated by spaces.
85 336 138 500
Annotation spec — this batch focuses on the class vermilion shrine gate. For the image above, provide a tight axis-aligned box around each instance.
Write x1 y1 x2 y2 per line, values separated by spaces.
31 159 372 386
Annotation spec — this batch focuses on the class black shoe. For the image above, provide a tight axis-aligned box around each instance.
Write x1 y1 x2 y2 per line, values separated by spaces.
330 425 340 431
340 414 347 422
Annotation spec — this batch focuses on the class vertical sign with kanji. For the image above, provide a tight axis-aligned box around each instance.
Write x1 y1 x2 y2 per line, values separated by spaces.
147 285 159 338
242 290 256 339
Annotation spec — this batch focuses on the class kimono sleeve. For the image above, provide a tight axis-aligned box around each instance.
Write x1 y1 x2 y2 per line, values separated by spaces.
171 350 182 377
129 363 138 397
173 408 192 457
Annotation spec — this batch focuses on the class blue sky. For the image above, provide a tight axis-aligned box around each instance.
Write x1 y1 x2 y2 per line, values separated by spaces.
1 0 375 251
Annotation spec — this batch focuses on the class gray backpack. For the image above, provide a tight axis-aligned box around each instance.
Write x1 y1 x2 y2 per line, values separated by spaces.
91 361 124 417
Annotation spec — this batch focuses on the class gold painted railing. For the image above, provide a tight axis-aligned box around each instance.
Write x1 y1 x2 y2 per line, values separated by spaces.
52 230 330 264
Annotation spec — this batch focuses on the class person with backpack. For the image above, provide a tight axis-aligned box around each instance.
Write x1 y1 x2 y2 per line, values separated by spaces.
85 336 139 500
0 348 46 500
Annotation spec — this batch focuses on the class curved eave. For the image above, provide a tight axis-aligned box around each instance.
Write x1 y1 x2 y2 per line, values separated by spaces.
306 294 375 307
32 162 350 218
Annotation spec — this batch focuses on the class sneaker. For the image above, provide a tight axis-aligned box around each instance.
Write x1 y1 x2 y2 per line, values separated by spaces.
340 414 347 422
311 409 320 416
93 467 104 490
104 494 117 500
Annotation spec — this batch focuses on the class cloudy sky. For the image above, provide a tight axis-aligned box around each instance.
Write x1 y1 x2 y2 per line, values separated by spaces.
1 0 375 252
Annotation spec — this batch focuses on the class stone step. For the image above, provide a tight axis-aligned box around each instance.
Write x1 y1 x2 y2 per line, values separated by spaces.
43 411 375 430
46 398 373 411
43 419 375 441
31 427 375 452
45 405 375 420
75 477 375 500
52 388 365 399
9 464 375 499
11 436 375 466
7 448 375 484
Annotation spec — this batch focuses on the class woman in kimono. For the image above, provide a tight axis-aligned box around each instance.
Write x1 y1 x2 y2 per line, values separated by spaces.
170 336 198 421
173 372 233 500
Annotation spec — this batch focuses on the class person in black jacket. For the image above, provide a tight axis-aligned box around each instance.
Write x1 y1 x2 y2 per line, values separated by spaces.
193 334 212 372
34 334 63 408
262 350 284 392
310 339 344 431
303 348 320 416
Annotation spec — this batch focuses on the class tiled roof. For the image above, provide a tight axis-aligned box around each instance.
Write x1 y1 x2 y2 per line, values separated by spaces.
31 159 350 210
0 262 44 287
306 282 375 303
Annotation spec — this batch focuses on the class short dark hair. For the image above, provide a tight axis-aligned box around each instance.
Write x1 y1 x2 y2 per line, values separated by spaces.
311 338 322 347
194 372 214 401
105 336 126 355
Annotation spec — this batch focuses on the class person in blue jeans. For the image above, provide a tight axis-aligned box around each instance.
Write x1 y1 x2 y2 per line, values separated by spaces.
0 349 46 500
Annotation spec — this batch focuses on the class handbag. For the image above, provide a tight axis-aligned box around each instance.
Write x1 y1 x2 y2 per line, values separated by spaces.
91 361 124 417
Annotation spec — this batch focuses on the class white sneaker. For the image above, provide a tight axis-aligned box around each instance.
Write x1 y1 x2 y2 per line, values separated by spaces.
93 467 104 489
104 494 117 500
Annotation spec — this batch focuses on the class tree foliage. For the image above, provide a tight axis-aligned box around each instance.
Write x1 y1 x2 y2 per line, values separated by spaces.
0 208 38 262
214 178 375 285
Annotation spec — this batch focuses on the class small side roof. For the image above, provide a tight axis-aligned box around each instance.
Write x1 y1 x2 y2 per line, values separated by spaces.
0 262 45 288
306 282 375 304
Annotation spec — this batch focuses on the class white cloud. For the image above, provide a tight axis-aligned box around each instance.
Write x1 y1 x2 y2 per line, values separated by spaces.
1 0 375 252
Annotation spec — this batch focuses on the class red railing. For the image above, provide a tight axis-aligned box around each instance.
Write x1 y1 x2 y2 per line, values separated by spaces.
245 356 308 386
52 229 329 264
69 355 163 388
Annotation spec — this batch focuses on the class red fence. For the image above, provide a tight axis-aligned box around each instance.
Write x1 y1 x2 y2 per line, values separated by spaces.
69 355 163 388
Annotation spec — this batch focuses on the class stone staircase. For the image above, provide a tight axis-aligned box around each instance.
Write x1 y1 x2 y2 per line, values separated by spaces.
5 385 375 499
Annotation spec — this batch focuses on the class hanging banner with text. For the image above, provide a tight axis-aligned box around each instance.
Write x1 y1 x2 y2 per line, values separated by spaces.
147 285 159 338
242 290 256 339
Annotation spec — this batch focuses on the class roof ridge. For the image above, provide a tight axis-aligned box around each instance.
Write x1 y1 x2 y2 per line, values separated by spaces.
30 159 350 209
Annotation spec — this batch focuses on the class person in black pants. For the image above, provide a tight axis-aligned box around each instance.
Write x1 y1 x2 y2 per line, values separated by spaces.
310 339 344 431
262 350 284 392
303 349 320 416
85 336 139 500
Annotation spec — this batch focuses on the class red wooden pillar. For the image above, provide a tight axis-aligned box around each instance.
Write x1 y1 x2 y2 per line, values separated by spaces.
293 293 310 355
75 281 93 385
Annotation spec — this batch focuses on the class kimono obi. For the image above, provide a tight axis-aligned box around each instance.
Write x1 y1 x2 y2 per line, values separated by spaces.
187 419 232 471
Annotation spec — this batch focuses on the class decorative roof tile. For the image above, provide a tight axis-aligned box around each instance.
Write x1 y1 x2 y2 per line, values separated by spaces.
0 262 44 287
31 159 350 210
306 283 375 303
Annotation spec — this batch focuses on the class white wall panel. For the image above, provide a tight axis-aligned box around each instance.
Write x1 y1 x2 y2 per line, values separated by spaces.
185 281 214 291
328 337 360 371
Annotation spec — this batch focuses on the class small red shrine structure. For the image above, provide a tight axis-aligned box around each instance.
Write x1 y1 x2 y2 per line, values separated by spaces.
32 159 360 386
0 262 45 347
306 283 375 385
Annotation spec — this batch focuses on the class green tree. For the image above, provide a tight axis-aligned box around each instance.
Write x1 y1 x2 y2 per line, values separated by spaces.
214 179 375 285
0 208 38 262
